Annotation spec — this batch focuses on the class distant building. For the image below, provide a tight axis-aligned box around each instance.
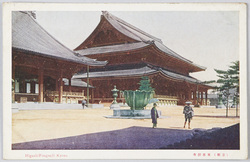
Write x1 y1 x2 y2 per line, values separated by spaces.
207 94 218 106
73 11 213 105
206 88 238 107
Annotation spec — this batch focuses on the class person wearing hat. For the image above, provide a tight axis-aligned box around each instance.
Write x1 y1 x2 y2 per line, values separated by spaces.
151 103 159 128
183 101 194 129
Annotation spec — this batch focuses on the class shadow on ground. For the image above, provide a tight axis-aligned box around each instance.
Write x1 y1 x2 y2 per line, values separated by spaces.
194 115 239 118
12 124 239 150
12 127 193 150
163 124 239 150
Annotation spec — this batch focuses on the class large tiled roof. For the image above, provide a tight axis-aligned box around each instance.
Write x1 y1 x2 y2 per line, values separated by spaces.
76 42 149 56
73 66 157 79
75 11 206 70
102 11 162 43
72 64 201 84
12 11 107 66
160 68 198 83
62 78 94 88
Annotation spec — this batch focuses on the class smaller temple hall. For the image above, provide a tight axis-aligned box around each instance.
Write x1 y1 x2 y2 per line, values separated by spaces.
12 11 107 104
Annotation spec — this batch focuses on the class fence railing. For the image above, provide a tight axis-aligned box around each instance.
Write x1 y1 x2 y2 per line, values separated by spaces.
46 91 84 97
154 94 179 106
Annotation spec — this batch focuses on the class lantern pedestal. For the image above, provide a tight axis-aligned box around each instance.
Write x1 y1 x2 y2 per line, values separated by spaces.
110 85 120 109
105 109 162 119
216 93 226 109
110 104 120 109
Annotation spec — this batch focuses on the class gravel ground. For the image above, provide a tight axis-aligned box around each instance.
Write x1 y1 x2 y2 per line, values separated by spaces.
12 106 240 149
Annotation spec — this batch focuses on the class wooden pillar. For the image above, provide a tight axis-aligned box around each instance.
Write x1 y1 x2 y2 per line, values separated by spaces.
88 79 94 103
12 63 15 102
91 88 94 103
107 79 111 98
201 91 204 105
12 62 15 81
58 71 63 103
194 90 197 104
31 81 35 93
87 65 89 106
205 91 208 105
19 77 24 93
197 91 200 105
54 77 59 103
38 69 44 103
56 78 59 91
68 78 72 92
187 89 191 100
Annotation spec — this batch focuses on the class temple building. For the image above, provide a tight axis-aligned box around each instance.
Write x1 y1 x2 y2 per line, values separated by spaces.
73 11 212 105
12 11 106 103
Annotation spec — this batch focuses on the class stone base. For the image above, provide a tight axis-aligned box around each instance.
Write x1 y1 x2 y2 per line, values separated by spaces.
106 109 162 119
12 104 19 113
110 104 120 109
216 105 226 109
13 102 83 110
87 104 104 109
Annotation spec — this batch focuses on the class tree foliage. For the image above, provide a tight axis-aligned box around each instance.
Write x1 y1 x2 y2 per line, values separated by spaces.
214 61 239 117
138 76 154 91
215 61 239 94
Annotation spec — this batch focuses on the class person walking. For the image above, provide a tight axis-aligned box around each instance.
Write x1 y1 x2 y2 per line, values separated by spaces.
183 101 194 129
151 103 159 128
82 99 86 109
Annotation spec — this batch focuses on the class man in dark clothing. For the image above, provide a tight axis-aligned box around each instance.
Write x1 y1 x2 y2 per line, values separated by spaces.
82 99 86 109
183 101 194 129
151 103 159 128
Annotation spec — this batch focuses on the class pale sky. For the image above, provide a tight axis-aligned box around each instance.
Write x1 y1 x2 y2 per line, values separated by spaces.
36 11 239 82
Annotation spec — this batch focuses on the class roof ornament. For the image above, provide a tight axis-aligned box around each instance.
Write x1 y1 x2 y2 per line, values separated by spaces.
28 11 36 19
102 11 109 17
144 40 155 44
74 52 81 56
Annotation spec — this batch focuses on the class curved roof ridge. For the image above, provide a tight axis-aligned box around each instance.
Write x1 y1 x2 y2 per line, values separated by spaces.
73 63 200 84
75 42 149 56
102 11 162 43
101 11 205 71
24 11 81 58
153 41 206 70
72 65 157 79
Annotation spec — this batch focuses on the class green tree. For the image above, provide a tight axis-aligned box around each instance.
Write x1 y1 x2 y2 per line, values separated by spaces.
228 61 239 92
228 61 239 116
138 76 154 91
215 61 239 117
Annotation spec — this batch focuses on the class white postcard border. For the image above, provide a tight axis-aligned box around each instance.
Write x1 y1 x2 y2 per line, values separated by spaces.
2 3 248 160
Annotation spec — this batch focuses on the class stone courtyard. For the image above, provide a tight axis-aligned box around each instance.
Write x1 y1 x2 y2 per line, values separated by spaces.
12 105 240 149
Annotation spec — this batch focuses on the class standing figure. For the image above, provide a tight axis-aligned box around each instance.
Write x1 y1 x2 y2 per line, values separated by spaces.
183 101 194 129
151 103 159 128
82 99 86 109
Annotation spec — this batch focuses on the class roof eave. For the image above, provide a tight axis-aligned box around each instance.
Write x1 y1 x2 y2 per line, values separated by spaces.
152 42 206 72
13 47 107 66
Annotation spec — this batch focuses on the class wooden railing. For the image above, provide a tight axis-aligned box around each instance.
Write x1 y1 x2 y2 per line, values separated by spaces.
154 94 179 106
46 91 84 97
92 98 125 104
91 94 179 106
46 91 85 103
